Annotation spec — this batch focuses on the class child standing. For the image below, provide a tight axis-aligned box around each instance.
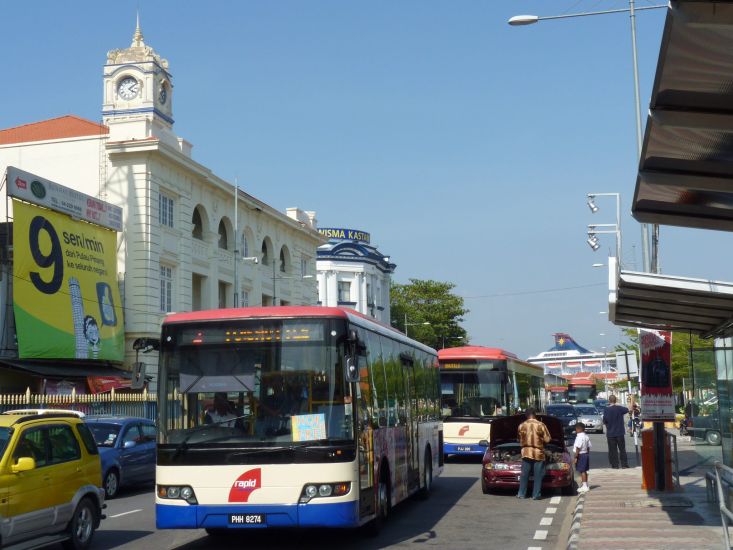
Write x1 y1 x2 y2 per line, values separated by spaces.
573 421 591 493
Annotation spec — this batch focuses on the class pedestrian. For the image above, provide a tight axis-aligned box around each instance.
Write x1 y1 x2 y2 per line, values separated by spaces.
602 395 629 468
517 407 551 500
573 422 591 493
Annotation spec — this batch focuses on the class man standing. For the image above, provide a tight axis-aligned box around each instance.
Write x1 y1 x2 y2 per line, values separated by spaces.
603 395 629 468
517 407 551 500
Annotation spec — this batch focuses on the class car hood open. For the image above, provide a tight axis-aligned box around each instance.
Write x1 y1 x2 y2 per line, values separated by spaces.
490 414 565 448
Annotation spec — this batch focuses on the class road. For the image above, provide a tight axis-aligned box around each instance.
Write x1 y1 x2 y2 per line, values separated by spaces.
80 451 580 550
49 429 705 550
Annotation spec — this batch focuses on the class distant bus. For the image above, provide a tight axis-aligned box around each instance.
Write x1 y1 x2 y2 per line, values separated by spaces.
567 380 597 404
155 306 442 533
438 346 545 457
547 386 569 404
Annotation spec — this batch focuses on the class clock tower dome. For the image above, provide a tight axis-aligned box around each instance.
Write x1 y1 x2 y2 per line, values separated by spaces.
102 17 177 146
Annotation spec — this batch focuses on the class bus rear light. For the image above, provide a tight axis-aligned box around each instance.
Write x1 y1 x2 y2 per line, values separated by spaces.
299 482 351 503
158 484 198 505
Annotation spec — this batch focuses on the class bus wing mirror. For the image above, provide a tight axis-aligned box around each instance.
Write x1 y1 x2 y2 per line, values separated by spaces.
345 356 360 383
478 439 489 447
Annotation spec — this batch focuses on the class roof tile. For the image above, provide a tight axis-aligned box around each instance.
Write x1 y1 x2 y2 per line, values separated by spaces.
0 115 108 145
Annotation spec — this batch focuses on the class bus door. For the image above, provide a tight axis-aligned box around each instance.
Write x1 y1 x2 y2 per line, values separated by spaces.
356 338 375 518
400 353 420 487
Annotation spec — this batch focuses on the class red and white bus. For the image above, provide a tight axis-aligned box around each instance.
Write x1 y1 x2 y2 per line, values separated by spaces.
438 346 545 457
547 386 569 404
567 379 597 404
155 306 442 533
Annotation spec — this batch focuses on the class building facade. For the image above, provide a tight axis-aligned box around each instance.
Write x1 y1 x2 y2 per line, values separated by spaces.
0 23 322 390
316 228 395 324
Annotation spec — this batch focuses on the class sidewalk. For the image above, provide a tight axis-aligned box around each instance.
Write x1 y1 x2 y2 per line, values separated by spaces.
566 466 724 549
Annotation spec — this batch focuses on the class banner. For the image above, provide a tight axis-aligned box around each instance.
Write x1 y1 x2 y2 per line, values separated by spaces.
639 329 674 421
13 199 124 361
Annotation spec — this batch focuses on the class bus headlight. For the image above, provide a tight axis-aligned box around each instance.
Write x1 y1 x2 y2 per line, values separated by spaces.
158 485 198 505
299 482 351 503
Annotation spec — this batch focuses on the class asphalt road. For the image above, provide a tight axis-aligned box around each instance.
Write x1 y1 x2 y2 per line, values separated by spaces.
50 428 715 550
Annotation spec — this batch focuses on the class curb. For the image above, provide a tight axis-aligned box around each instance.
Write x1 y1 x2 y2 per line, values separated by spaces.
566 493 586 550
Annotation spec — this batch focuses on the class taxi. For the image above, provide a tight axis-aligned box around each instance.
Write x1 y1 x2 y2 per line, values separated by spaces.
0 411 105 549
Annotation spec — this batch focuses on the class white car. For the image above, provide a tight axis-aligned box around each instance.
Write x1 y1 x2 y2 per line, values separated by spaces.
574 405 604 434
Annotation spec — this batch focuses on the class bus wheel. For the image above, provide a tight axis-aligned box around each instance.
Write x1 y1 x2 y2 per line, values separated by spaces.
364 465 390 537
418 449 432 500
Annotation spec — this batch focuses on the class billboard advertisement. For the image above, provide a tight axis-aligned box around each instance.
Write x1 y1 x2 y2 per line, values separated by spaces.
639 329 674 421
12 199 124 361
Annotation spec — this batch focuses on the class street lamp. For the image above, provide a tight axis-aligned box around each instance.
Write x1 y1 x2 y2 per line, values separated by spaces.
404 314 430 337
509 2 666 274
441 335 464 349
586 192 622 268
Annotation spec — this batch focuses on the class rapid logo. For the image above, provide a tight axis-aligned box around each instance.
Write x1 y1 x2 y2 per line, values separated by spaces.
458 425 470 436
229 468 262 502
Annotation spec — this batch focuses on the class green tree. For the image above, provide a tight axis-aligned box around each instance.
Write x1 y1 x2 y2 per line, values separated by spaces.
390 279 468 350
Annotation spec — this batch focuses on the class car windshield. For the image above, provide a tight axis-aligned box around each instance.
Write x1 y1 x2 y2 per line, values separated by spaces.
575 407 598 415
87 423 122 448
547 407 576 418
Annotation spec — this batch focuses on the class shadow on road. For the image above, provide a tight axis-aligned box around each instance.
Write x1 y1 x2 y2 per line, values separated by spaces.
90 529 155 548
171 476 478 549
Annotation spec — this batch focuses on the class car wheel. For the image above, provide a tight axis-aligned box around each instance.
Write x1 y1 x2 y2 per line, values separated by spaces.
103 469 119 499
706 431 722 446
418 449 432 500
481 478 491 495
61 497 97 550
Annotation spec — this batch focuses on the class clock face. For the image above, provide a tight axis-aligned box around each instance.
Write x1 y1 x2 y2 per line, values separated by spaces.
159 85 167 105
117 77 139 100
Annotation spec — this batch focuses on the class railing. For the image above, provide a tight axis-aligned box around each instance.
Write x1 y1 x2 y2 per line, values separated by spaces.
0 388 157 421
667 431 680 489
713 461 733 549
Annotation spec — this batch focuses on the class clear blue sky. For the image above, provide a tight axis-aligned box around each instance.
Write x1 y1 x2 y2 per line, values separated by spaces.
3 1 730 358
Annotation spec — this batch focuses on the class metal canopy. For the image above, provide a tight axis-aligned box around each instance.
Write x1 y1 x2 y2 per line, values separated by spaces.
609 258 733 337
632 1 733 230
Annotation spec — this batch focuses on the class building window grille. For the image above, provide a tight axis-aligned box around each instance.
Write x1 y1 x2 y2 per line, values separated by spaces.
338 281 351 303
160 265 173 312
159 194 174 228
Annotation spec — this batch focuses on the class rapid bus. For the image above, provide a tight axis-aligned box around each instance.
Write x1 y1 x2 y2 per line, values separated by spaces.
567 379 597 404
155 306 442 533
438 346 545 457
547 386 569 404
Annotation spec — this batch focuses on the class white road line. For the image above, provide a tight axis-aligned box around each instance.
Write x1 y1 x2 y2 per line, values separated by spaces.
528 547 543 550
549 496 561 504
539 517 553 526
533 530 548 541
545 506 557 514
109 509 142 519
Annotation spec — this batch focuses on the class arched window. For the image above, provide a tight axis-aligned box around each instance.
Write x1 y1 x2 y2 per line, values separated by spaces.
279 246 291 273
218 220 228 250
192 208 203 240
261 239 270 265
241 233 249 257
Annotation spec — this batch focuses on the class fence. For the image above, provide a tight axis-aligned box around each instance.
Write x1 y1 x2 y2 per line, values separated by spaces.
0 388 157 421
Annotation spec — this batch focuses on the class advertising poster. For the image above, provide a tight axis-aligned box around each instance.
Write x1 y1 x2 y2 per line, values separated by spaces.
13 199 124 361
639 329 674 421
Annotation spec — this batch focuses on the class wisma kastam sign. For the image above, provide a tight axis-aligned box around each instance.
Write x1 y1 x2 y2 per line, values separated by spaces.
318 228 370 244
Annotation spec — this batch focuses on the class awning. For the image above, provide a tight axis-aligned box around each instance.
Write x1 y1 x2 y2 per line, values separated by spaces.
609 258 733 337
632 1 733 230
0 359 131 379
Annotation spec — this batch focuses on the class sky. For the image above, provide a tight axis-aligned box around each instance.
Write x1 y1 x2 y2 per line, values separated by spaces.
3 1 731 359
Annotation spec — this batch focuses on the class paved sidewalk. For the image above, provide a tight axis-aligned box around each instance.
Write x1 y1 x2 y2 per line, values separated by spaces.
567 467 724 550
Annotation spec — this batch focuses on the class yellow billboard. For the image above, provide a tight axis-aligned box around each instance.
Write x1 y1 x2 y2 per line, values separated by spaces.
13 199 124 361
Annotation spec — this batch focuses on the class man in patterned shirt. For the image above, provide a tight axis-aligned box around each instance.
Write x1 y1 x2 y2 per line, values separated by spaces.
517 407 551 500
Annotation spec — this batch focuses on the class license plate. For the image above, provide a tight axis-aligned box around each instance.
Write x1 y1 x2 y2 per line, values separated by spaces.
457 446 472 451
229 513 266 525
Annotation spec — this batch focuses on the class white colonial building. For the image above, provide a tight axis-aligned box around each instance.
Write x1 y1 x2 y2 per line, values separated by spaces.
316 228 395 324
0 23 322 389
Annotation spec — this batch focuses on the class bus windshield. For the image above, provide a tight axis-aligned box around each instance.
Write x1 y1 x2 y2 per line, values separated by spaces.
568 384 597 404
158 318 353 447
440 360 508 418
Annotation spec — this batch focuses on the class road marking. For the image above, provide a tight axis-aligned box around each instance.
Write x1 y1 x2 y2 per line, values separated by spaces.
109 509 142 518
549 496 561 504
528 547 543 550
539 516 553 526
533 530 548 541
545 506 557 514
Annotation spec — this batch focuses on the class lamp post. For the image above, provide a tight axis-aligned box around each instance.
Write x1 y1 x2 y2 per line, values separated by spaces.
509 2 666 274
404 314 430 338
441 335 464 349
586 192 622 270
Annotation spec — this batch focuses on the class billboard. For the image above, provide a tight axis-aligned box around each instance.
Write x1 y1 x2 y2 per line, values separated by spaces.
639 329 674 421
12 199 124 361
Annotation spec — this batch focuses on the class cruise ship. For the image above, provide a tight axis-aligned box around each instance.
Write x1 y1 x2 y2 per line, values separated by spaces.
527 333 616 376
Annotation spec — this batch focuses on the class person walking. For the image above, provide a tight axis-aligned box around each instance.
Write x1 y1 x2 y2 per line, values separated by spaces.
517 407 551 500
603 395 629 468
573 422 592 493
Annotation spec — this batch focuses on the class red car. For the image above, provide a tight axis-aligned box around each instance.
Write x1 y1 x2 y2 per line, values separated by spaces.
481 414 576 496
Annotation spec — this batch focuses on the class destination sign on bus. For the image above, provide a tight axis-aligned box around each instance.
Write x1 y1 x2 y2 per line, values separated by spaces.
180 323 324 345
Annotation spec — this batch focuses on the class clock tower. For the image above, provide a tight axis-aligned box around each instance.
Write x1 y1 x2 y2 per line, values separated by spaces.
102 17 177 147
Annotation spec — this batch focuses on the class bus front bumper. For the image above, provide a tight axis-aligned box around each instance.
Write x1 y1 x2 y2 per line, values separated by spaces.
156 501 360 529
444 443 486 456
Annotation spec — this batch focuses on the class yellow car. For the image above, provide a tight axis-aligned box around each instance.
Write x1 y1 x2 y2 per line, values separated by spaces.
0 411 105 549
